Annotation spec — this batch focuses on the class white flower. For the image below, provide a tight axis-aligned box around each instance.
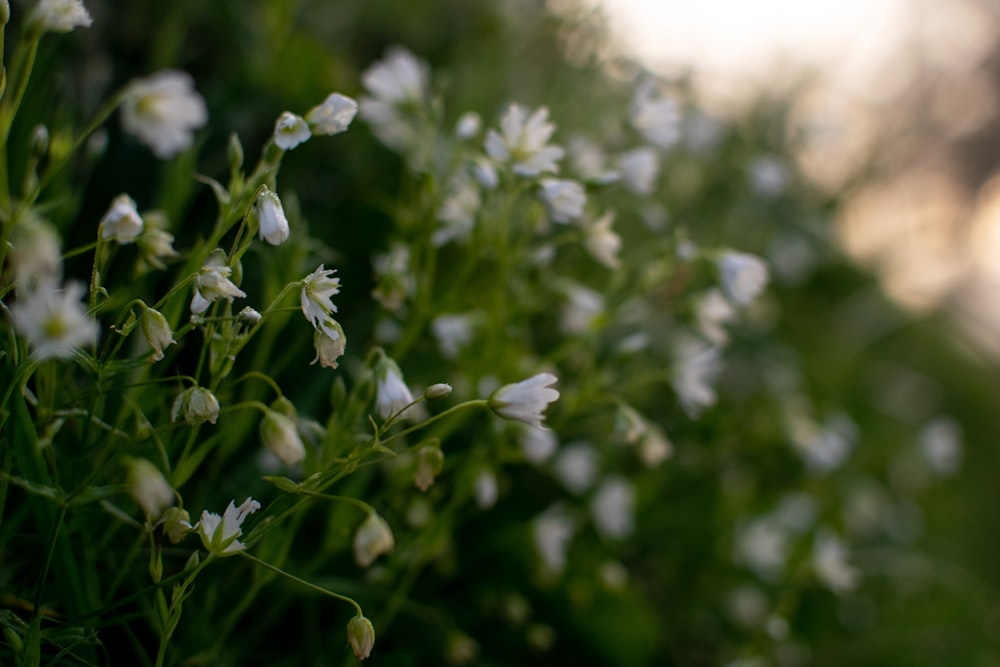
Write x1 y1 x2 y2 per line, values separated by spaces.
125 457 174 518
238 306 262 324
749 155 789 197
191 252 245 315
567 136 619 185
361 46 429 105
694 289 736 345
431 313 477 359
812 530 859 593
305 93 358 136
433 175 481 246
734 517 789 580
629 80 681 149
300 265 341 334
639 426 674 468
171 386 220 425
140 307 174 361
918 417 963 476
311 320 346 369
121 71 208 159
136 224 178 272
519 425 558 465
273 111 310 150
29 0 91 33
616 147 660 195
672 338 722 418
197 498 261 557
475 468 499 509
560 283 604 336
488 373 560 429
100 194 144 244
414 446 444 491
590 476 635 540
347 615 376 661
455 111 482 140
11 281 98 360
10 216 61 288
254 188 289 246
553 442 599 494
485 104 565 177
538 178 586 223
260 409 305 466
582 211 621 269
717 250 769 307
353 513 395 568
374 357 414 419
532 504 575 575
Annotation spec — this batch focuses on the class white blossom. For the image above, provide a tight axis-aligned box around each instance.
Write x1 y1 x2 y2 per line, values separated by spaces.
567 136 619 185
431 313 477 359
519 426 558 465
140 307 174 362
10 216 61 288
918 417 963 476
590 476 635 540
306 93 358 136
374 357 414 419
311 320 346 369
359 47 430 153
553 442 599 494
433 175 481 246
538 178 586 223
694 289 736 345
191 252 245 315
273 112 310 150
749 155 790 197
171 386 220 425
136 223 178 272
672 338 722 418
485 104 565 177
488 373 560 429
11 281 98 360
254 188 289 246
455 111 482 140
560 283 604 336
582 210 621 269
125 457 174 518
629 79 681 149
616 147 660 195
100 194 143 244
300 265 341 334
197 498 260 556
260 409 305 466
29 0 91 33
812 530 860 593
717 250 769 307
121 71 207 159
475 468 499 509
532 504 575 575
353 513 395 568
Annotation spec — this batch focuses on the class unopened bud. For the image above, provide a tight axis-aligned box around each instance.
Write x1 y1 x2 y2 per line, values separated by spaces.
125 457 174 518
353 513 394 568
260 408 305 465
238 306 262 324
424 383 452 399
171 386 220 425
346 615 375 660
162 507 193 544
140 307 175 362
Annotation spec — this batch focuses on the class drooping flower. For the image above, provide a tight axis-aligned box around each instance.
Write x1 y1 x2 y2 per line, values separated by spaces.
260 409 306 466
135 212 178 272
414 446 444 492
300 265 341 334
311 320 346 369
485 104 565 177
100 194 144 244
28 0 92 33
672 338 722 418
629 79 681 149
197 498 261 557
353 513 395 568
537 178 586 223
171 386 220 425
11 281 98 360
374 356 414 419
121 71 208 159
191 252 246 315
582 210 621 269
140 306 175 361
254 188 289 246
125 457 174 518
616 146 660 196
717 250 769 307
347 615 376 661
694 288 736 345
305 93 358 136
273 111 310 150
488 373 560 429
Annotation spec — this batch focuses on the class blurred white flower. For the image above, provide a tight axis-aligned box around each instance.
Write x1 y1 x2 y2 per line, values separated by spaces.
616 147 660 196
140 307 174 362
433 176 481 246
590 476 635 540
121 71 207 159
354 513 395 568
812 529 860 593
519 426 558 465
583 210 621 269
11 281 98 360
553 442 599 494
29 0 91 33
306 92 358 136
749 155 790 197
431 313 477 359
918 417 962 476
455 111 482 140
191 252 245 315
629 80 681 149
717 250 769 307
485 104 565 177
538 178 586 223
639 426 674 468
475 468 499 509
300 265 341 334
359 47 430 153
532 504 575 575
567 136 619 185
470 156 499 189
100 194 144 244
672 338 722 418
489 373 560 429
10 216 61 288
125 457 174 518
734 517 789 580
694 288 736 346
260 409 305 465
171 386 220 425
198 498 260 557
254 188 289 246
374 356 414 419
559 283 604 336
273 112 310 150
312 321 346 369
793 413 857 473
371 243 413 311
136 215 178 272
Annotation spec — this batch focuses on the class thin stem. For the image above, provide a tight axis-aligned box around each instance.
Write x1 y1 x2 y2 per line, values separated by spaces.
378 399 488 449
240 552 363 617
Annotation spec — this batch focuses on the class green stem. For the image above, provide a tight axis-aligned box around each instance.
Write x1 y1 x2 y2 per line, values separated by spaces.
240 552 363 616
378 399 488 449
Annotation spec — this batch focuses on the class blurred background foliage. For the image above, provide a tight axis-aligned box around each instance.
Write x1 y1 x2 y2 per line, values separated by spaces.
7 0 1000 665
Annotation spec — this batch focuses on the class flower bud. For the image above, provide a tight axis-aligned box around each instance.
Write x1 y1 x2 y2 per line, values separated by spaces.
239 306 262 324
125 457 174 518
162 507 193 544
260 408 305 465
254 187 289 246
414 446 444 492
30 125 49 158
353 513 394 568
141 307 175 362
424 383 452 399
171 386 220 425
346 614 375 660
228 132 244 171
100 193 144 244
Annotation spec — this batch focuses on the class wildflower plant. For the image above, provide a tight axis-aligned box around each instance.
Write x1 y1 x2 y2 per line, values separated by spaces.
0 1 992 666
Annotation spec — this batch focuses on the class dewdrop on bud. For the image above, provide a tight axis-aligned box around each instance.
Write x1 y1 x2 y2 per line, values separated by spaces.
424 383 452 399
141 307 175 362
353 513 394 568
125 457 174 518
171 386 220 425
347 615 375 660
